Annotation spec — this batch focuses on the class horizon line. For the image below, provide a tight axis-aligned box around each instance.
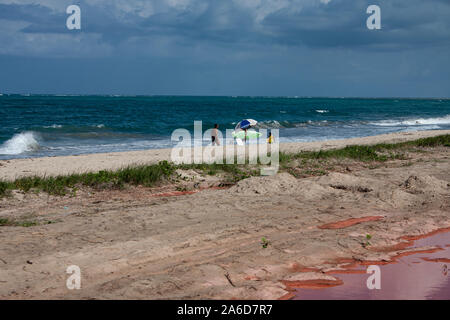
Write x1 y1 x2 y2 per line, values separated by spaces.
1 93 449 100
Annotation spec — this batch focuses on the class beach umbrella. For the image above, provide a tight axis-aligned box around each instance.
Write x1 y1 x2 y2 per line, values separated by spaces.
235 119 257 131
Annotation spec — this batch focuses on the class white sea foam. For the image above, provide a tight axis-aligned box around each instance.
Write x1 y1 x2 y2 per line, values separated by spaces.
0 132 40 155
402 125 441 132
370 115 450 127
315 109 329 113
256 120 282 128
41 124 106 130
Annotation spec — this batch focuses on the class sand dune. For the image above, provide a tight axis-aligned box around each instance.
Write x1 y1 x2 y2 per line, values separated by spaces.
0 131 448 299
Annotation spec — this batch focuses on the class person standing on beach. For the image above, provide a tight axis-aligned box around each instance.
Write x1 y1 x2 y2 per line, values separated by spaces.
267 130 274 144
211 124 220 146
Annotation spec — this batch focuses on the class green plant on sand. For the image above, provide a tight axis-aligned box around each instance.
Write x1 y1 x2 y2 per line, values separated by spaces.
261 237 270 249
363 234 372 248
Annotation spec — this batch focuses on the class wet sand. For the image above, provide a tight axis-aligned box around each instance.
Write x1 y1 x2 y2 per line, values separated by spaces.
291 229 450 300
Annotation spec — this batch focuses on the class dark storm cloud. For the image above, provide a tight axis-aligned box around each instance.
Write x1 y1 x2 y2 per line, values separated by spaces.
92 0 450 49
0 3 69 35
260 0 450 49
1 0 449 51
0 0 449 97
0 3 51 21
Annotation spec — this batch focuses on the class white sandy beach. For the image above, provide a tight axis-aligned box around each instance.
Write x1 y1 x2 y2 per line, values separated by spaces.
1 130 449 181
0 129 449 299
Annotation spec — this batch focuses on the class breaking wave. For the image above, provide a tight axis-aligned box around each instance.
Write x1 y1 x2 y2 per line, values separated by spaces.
0 132 41 155
42 124 105 129
370 115 450 127
255 119 332 129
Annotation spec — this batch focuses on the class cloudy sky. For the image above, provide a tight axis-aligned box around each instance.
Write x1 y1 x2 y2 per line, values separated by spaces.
0 0 449 97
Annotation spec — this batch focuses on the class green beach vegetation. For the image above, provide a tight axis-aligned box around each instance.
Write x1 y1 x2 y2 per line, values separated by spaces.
0 134 448 198
0 217 49 227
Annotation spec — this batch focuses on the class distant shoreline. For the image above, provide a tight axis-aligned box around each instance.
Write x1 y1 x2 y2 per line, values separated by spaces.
1 129 449 181
1 93 450 99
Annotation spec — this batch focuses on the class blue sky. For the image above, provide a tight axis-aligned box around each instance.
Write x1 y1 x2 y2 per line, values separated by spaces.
0 0 449 97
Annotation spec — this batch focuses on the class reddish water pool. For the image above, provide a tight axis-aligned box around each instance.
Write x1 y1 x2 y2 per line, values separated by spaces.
292 230 450 300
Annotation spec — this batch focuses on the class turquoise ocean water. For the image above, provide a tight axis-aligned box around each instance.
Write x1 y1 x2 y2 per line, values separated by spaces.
0 95 449 159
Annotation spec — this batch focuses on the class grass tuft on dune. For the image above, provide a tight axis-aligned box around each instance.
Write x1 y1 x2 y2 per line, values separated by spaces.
0 161 176 197
0 134 448 197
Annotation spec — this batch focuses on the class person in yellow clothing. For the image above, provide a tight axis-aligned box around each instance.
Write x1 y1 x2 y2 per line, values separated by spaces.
267 131 274 144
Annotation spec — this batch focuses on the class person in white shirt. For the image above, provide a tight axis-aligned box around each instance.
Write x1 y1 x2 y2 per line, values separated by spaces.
211 124 220 146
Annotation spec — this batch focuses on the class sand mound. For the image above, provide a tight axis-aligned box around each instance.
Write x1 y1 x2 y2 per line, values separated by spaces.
175 169 202 181
380 174 450 208
229 171 449 210
317 172 376 193
227 172 331 201
293 180 331 201
315 172 449 209
400 174 448 195
228 173 299 195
